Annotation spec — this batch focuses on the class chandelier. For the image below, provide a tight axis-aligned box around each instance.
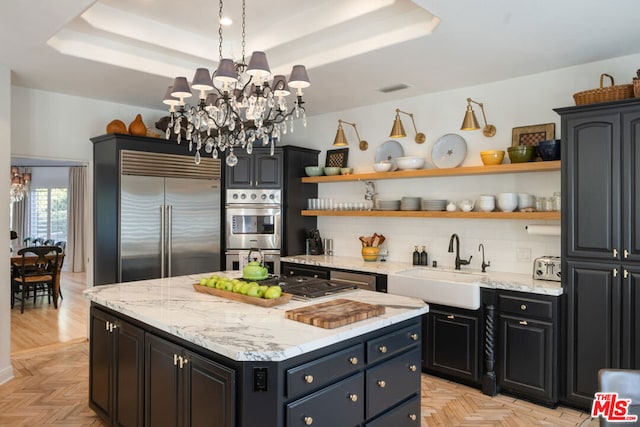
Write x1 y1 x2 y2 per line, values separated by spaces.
163 0 311 167
10 167 30 203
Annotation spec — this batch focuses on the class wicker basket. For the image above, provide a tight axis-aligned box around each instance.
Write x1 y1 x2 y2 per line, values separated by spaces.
573 73 634 105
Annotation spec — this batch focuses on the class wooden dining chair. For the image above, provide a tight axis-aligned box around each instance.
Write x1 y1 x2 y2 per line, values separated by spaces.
13 246 62 314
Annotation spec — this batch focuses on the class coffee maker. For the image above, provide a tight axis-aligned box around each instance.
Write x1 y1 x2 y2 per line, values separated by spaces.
306 228 324 255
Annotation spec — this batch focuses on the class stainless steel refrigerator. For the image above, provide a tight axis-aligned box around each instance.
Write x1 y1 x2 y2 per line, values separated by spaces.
120 175 221 282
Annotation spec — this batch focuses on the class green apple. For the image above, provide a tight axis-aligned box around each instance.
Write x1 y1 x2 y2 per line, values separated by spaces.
206 278 217 288
215 279 226 289
246 285 261 297
223 281 234 292
232 281 245 293
240 283 252 295
264 285 282 299
199 278 208 286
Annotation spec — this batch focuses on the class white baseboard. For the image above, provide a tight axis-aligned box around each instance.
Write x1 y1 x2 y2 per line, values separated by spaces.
0 364 14 385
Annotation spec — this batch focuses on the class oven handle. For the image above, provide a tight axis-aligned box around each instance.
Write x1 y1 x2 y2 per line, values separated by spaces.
225 204 281 209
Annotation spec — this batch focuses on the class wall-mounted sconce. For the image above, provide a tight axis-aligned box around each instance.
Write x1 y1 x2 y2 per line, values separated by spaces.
389 108 426 144
333 119 369 150
460 98 496 137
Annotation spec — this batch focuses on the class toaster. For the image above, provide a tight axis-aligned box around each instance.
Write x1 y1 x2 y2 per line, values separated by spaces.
533 256 562 282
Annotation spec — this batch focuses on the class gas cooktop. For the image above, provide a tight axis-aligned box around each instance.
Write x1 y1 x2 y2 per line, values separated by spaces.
247 275 357 300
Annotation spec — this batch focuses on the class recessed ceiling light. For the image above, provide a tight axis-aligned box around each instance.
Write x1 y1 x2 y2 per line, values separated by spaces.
378 83 410 93
220 16 233 26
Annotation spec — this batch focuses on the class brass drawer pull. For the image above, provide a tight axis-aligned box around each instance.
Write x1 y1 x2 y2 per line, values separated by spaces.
409 413 417 421
304 375 314 384
379 345 387 353
409 364 417 372
519 320 528 326
446 315 454 319
349 393 358 402
349 356 359 365
304 416 313 425
377 380 386 388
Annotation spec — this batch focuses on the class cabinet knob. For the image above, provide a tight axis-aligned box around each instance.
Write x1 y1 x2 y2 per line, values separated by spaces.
304 416 313 425
377 380 386 388
378 346 387 354
410 333 418 341
349 356 359 365
348 393 358 402
409 414 417 421
304 375 314 384
446 315 455 319
520 304 527 311
313 274 318 278
519 320 528 326
409 364 417 372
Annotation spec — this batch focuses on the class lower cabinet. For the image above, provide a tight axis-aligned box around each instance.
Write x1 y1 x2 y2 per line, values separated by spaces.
424 305 480 385
89 306 145 427
145 334 236 427
496 291 559 406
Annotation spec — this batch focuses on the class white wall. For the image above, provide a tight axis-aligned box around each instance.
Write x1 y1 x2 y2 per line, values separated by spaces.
0 65 13 384
284 52 640 273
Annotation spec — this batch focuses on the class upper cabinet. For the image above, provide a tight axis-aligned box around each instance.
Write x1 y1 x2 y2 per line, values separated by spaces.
226 148 283 189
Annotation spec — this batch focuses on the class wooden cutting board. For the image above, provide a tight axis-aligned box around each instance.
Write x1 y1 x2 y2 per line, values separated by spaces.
285 299 385 329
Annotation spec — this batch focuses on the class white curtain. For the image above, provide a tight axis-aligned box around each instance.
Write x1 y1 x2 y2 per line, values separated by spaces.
67 166 86 272
10 166 31 244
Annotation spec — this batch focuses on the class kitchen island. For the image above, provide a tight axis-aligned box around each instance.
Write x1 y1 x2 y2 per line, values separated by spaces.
84 272 428 427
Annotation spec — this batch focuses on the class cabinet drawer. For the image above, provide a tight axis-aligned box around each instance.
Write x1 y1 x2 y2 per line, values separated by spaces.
286 344 364 398
365 394 420 427
286 373 364 427
282 263 330 279
367 324 420 364
366 347 421 419
499 293 554 320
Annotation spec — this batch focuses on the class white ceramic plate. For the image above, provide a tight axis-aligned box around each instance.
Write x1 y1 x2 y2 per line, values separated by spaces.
431 134 467 169
375 140 405 171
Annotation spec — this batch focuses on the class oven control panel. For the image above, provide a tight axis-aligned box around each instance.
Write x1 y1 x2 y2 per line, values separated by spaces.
227 189 281 205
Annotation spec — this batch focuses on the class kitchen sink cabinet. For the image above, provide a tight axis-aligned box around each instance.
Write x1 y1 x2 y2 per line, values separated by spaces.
496 291 559 405
89 306 145 427
556 98 640 410
144 334 236 427
423 304 480 386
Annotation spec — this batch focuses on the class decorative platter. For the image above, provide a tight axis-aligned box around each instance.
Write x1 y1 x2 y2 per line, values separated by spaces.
431 134 467 168
193 284 292 307
375 140 405 171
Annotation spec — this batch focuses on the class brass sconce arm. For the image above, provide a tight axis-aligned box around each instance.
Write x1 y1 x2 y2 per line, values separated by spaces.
390 108 426 143
462 98 496 137
334 119 368 150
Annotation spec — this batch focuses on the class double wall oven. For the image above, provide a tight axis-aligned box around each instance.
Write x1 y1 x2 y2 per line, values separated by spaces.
225 189 281 275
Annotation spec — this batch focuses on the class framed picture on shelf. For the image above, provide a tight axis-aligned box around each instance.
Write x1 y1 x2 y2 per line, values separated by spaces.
325 148 349 168
511 123 555 161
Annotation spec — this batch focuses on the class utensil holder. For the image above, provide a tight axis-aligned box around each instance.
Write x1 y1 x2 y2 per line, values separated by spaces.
361 247 379 262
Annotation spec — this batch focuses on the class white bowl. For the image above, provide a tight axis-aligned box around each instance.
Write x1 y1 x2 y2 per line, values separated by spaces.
373 162 392 172
396 156 425 170
497 192 518 212
518 193 535 209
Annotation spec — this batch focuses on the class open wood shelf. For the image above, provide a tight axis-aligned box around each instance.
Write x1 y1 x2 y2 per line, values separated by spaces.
301 210 561 220
301 160 561 183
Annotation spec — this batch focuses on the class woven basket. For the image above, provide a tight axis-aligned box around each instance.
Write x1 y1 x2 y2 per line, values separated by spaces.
573 73 634 105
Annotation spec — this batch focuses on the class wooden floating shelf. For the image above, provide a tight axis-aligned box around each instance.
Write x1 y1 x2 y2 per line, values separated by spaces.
301 161 561 183
301 210 561 220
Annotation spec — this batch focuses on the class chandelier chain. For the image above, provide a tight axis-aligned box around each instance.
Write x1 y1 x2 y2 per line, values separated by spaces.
241 0 246 64
218 0 223 61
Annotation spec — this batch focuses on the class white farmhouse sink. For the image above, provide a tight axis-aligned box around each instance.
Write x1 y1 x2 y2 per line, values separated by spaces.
388 268 484 310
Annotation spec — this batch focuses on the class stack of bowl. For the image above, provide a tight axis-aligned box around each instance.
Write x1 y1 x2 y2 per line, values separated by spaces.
507 146 536 163
479 195 495 212
421 199 447 211
400 197 421 211
497 193 518 212
377 200 401 211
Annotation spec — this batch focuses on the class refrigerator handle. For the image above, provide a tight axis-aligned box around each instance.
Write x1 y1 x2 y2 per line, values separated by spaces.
160 205 166 278
168 205 173 277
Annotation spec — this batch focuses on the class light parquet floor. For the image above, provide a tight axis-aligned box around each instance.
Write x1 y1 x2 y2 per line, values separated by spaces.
3 272 596 426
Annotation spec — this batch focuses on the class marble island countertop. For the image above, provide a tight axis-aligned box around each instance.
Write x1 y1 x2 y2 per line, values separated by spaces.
281 255 563 296
84 272 427 362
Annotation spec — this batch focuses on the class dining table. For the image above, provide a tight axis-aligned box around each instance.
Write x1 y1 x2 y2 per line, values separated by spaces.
10 251 65 307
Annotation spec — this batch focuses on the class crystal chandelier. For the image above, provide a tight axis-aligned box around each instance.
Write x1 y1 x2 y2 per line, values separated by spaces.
10 167 30 203
163 0 310 167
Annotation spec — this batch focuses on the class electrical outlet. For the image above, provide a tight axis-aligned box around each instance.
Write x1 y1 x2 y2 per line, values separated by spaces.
516 247 531 262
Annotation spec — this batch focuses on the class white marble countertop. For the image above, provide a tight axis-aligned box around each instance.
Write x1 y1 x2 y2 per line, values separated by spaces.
281 255 563 296
84 272 428 362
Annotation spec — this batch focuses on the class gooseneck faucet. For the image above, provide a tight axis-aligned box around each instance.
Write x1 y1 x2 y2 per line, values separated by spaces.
478 243 491 273
448 233 472 270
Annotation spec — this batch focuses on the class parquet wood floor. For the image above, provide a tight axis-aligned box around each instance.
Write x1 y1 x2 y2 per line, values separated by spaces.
4 273 595 426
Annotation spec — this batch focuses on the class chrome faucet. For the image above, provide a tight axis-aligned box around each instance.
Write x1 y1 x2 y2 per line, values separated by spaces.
478 243 491 273
448 233 472 270
364 181 377 210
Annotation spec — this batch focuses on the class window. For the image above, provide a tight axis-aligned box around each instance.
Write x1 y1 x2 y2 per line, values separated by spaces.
29 188 68 241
